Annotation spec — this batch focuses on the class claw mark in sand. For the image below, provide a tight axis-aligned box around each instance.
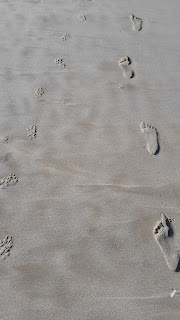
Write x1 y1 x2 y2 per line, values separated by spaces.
153 213 180 271
140 121 159 155
27 125 37 139
0 236 13 260
130 14 142 31
118 56 134 79
0 174 18 189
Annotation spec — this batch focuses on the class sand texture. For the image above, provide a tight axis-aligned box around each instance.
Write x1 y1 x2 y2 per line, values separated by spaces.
0 0 180 319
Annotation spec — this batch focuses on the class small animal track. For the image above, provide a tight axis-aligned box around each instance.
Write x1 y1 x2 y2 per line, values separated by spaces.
54 58 65 68
61 34 71 41
0 174 18 189
118 56 134 79
140 121 159 155
0 236 13 260
27 125 37 139
79 14 86 21
130 14 142 31
34 88 44 97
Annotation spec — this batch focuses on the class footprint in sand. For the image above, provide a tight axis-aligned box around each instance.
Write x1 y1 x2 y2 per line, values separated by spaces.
34 88 44 97
0 174 18 189
118 56 134 79
130 14 142 31
153 213 180 271
79 14 86 21
140 121 159 155
0 236 13 260
27 125 37 139
61 33 71 41
54 58 66 68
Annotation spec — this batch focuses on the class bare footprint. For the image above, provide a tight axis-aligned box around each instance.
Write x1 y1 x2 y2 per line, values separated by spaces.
130 14 142 31
118 56 134 79
153 213 179 271
140 121 159 155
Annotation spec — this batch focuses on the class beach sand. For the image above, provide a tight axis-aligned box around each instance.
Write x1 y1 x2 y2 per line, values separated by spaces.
0 0 180 319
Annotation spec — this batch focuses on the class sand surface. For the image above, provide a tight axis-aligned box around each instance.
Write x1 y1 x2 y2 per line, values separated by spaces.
0 0 180 319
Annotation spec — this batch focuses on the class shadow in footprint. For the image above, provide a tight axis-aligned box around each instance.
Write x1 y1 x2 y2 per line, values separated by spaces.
130 70 135 79
166 218 174 237
175 258 180 272
154 132 160 155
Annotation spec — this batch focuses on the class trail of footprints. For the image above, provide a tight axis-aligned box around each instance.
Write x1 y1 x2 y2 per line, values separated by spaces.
1 9 179 279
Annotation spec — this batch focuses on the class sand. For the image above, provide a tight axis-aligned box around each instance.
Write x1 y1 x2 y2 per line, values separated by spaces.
0 0 180 319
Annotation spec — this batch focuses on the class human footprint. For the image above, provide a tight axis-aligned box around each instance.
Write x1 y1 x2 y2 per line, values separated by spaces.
118 56 134 79
140 121 159 155
130 14 142 31
153 213 179 271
